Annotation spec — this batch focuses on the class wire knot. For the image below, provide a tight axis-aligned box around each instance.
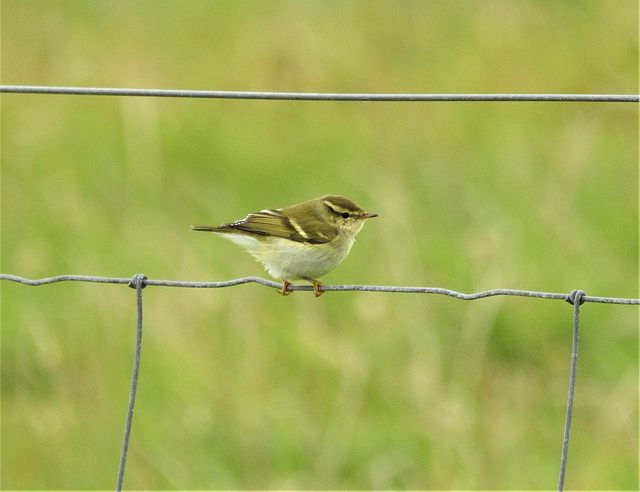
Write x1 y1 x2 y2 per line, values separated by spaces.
128 274 148 290
566 289 586 305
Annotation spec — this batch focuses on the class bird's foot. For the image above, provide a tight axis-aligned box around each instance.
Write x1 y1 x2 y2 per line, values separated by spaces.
279 280 292 296
312 281 324 297
279 279 324 297
301 277 324 297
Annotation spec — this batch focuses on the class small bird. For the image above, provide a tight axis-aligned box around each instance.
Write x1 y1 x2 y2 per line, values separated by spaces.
192 195 377 296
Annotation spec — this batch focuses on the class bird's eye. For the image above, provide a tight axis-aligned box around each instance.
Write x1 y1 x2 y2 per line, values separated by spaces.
341 212 350 219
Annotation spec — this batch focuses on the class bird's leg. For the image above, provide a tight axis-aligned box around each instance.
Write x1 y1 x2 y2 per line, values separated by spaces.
279 280 292 296
302 277 324 297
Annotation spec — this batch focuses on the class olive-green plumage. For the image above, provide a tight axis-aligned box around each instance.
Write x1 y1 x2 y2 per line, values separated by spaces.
192 195 377 296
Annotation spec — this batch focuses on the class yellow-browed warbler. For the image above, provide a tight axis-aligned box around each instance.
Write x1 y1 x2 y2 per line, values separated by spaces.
192 195 377 296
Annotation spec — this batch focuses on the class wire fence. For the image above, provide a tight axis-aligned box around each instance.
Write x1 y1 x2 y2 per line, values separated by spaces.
2 85 640 102
1 272 639 491
2 84 638 490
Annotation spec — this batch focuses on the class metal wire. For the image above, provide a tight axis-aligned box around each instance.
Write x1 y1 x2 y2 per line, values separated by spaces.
1 273 638 304
3 272 639 489
2 276 637 492
1 85 639 102
3 82 637 489
115 274 147 492
557 290 585 492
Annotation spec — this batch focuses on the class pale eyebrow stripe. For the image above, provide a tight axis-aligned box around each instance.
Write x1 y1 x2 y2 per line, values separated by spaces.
321 200 334 209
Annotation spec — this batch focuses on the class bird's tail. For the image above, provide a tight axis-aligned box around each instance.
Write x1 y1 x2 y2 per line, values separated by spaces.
191 225 220 232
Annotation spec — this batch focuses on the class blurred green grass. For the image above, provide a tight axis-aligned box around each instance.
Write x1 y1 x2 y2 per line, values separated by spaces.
1 0 638 489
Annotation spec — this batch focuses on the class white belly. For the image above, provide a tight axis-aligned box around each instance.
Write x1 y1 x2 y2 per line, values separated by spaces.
218 233 355 280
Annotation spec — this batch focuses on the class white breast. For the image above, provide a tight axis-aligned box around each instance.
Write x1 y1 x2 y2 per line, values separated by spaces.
216 231 356 281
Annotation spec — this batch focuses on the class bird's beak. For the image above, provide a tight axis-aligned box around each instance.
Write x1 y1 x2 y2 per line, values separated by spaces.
359 212 378 220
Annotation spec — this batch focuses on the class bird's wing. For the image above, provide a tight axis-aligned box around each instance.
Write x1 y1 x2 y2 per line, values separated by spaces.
229 209 337 244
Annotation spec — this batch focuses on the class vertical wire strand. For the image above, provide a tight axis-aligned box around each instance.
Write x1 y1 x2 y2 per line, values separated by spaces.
116 274 147 491
558 290 584 491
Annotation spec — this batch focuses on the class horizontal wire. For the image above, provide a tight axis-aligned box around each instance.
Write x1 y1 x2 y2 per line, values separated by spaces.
1 85 639 102
1 273 638 304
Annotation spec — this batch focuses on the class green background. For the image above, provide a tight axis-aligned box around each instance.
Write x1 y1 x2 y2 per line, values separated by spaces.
2 1 638 489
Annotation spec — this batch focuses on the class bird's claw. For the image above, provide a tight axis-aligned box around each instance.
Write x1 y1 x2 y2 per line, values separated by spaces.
279 281 292 296
278 279 324 297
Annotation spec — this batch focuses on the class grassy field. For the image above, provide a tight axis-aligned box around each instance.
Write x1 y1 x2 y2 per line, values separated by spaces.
2 1 638 489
